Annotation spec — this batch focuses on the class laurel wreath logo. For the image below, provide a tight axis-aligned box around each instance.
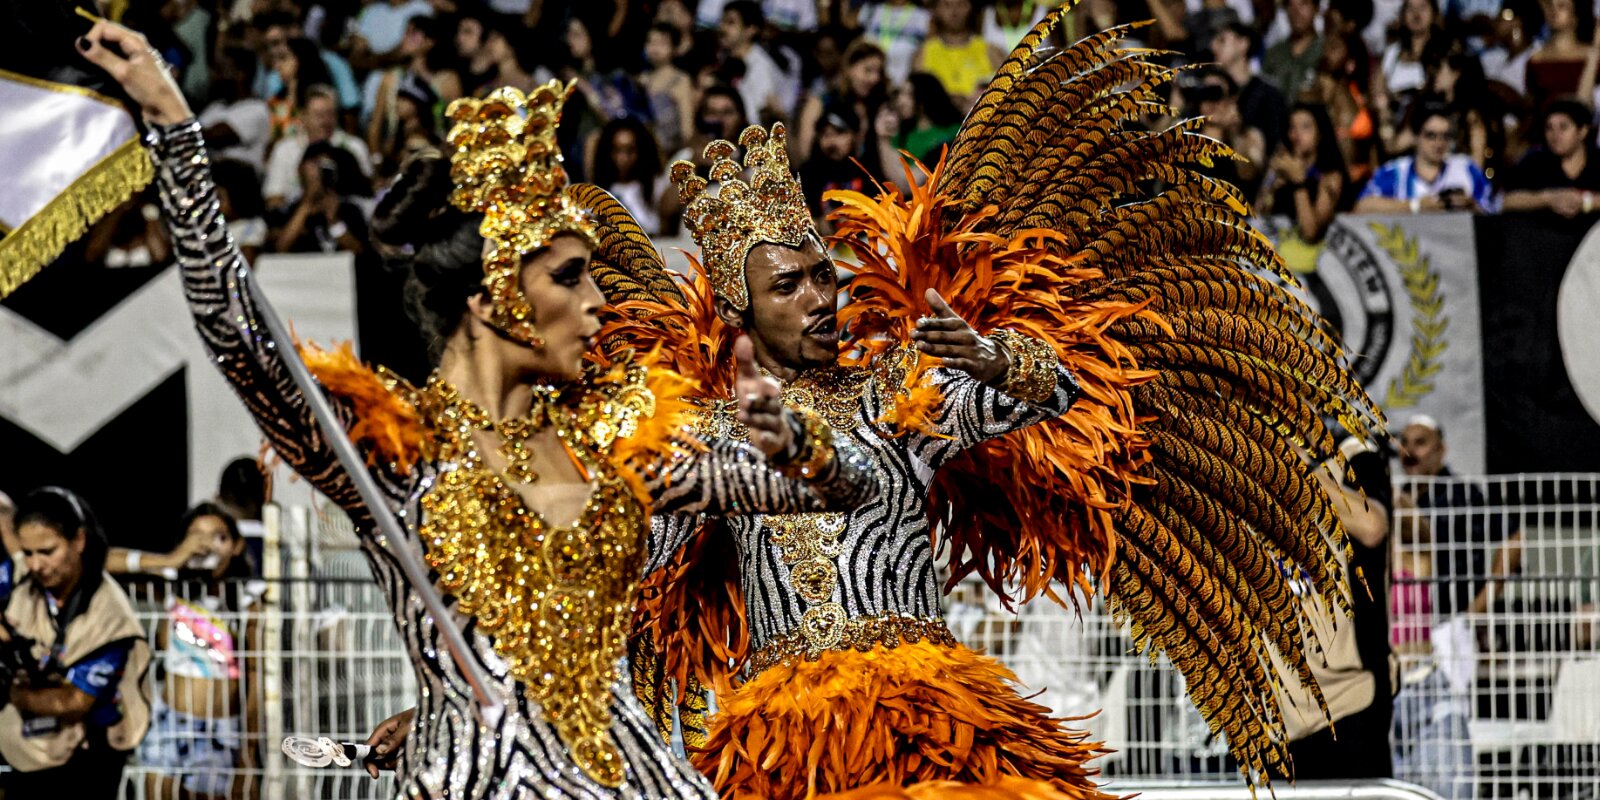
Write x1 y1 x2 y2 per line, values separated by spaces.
1371 222 1447 409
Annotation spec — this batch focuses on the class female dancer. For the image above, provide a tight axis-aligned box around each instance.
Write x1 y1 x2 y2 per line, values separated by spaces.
78 19 876 799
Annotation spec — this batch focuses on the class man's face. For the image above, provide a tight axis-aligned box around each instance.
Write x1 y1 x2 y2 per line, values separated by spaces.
1287 0 1318 34
1398 423 1446 476
1210 29 1248 66
719 10 753 51
304 95 336 141
1417 115 1454 166
720 235 840 373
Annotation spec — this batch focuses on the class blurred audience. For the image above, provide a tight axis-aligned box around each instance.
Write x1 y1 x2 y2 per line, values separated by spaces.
1356 103 1496 213
914 0 997 109
1504 97 1600 216
76 0 1600 276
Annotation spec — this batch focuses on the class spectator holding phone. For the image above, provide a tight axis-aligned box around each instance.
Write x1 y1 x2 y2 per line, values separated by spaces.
1355 103 1497 213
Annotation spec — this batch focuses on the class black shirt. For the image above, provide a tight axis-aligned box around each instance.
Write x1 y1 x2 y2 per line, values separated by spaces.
1507 147 1600 193
1404 466 1513 615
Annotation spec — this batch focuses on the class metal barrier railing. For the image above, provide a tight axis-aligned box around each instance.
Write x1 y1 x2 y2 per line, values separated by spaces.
8 473 1594 798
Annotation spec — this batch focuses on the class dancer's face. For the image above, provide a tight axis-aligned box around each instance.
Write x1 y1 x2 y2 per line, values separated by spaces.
718 234 840 375
470 234 604 383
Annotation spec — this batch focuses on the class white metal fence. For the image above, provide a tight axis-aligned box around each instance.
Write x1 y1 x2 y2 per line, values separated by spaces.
54 474 1600 798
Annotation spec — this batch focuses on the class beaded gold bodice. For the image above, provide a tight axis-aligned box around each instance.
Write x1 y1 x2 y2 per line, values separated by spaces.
414 367 658 788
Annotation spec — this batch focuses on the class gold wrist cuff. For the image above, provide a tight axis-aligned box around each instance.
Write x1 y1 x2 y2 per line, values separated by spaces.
776 407 835 480
989 329 1060 404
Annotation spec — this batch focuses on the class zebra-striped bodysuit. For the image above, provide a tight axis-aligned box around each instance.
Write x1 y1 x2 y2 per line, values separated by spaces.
668 360 1079 656
149 120 878 799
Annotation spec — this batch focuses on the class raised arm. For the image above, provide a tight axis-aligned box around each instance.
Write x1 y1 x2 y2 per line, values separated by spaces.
149 121 370 514
79 22 375 516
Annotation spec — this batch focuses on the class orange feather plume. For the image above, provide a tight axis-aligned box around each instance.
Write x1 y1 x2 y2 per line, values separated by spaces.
827 157 1160 608
295 339 424 474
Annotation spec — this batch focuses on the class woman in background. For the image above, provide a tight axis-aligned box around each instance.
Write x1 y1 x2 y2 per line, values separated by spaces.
0 488 151 798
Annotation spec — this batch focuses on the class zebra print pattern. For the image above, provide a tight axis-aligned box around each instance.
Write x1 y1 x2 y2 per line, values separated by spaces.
149 120 876 799
724 364 1080 653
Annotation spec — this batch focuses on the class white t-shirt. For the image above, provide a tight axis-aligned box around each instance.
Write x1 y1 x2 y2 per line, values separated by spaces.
198 99 272 172
356 0 433 55
1481 47 1531 94
1381 42 1429 94
1364 0 1405 55
734 44 790 124
262 131 373 206
487 0 532 12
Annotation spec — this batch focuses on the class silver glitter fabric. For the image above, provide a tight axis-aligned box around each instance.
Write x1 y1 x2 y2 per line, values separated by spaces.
670 362 1080 657
149 120 877 799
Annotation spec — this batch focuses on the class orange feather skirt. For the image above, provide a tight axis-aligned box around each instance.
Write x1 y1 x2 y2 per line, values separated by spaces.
692 640 1116 800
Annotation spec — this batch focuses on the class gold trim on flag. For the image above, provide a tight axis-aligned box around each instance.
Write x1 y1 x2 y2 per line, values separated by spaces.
0 137 153 298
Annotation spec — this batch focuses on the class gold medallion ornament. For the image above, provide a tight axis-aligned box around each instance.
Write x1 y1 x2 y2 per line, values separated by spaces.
670 124 813 310
414 365 662 788
445 82 598 346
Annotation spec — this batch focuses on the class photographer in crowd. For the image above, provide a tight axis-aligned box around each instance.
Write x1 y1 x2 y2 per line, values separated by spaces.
0 489 150 797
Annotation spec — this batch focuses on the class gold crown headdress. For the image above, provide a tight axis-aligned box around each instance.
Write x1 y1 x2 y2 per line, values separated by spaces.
445 81 596 345
669 124 812 310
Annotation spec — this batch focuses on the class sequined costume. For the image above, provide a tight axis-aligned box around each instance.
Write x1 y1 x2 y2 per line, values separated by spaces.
618 7 1383 798
148 101 878 796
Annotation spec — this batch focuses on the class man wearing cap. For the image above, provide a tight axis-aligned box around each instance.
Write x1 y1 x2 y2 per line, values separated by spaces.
1397 415 1523 617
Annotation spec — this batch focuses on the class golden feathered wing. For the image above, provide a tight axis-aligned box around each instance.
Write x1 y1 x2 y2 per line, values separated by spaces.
826 8 1382 784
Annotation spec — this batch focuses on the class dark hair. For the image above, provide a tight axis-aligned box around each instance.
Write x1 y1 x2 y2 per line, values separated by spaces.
217 457 267 518
592 117 663 195
302 140 373 198
212 158 266 220
1409 100 1455 134
647 22 682 50
13 488 108 628
282 38 333 105
1544 96 1595 132
371 156 486 364
930 0 978 36
817 100 862 138
179 502 255 581
1288 102 1349 178
722 0 764 29
1328 0 1376 30
1394 0 1441 50
697 83 750 131
217 45 257 88
253 10 300 35
905 72 962 128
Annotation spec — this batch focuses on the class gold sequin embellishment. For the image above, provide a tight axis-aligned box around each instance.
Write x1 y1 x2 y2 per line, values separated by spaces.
416 371 655 788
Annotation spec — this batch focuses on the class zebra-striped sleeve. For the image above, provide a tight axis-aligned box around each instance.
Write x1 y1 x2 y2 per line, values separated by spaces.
645 435 878 519
148 120 370 517
903 364 1080 470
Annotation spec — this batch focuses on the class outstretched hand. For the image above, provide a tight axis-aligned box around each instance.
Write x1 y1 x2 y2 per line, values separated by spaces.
77 19 192 126
910 289 1010 384
734 336 794 460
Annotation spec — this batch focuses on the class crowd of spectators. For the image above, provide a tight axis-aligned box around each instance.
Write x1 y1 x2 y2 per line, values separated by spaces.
86 0 1600 269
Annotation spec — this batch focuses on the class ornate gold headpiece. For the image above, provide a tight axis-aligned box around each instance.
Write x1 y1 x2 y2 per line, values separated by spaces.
445 81 596 345
670 124 812 310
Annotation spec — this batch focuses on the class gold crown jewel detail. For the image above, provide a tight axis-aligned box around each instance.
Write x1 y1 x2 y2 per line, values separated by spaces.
670 124 813 310
445 81 598 345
